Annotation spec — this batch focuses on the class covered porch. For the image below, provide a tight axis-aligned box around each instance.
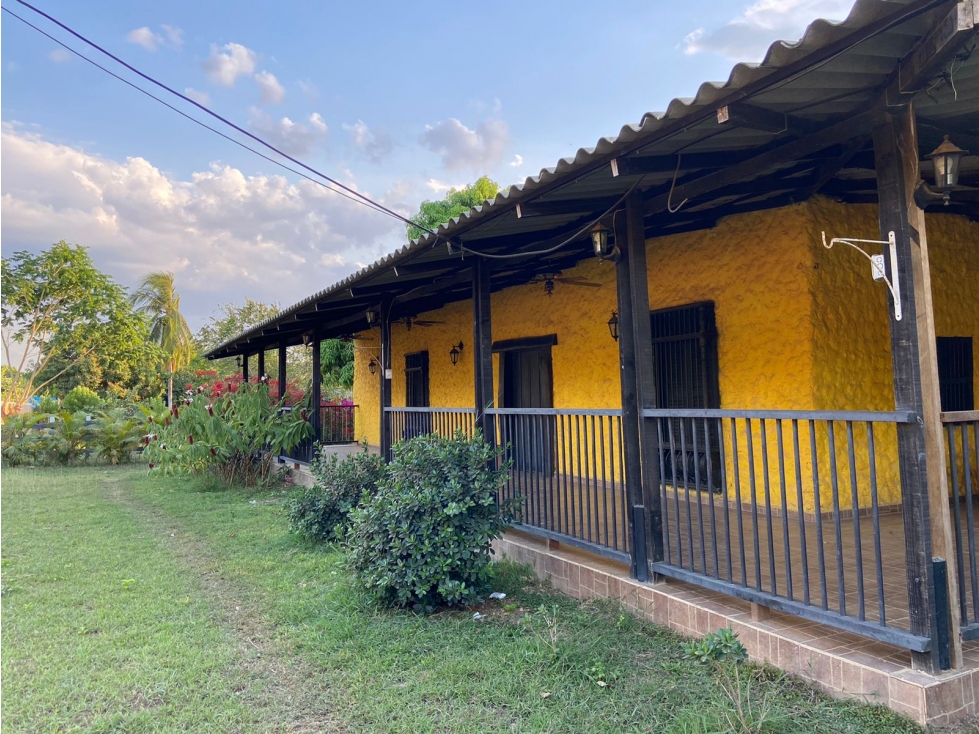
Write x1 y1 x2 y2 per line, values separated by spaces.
206 0 979 721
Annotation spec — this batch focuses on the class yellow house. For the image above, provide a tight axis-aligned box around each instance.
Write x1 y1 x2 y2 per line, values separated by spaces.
208 0 979 715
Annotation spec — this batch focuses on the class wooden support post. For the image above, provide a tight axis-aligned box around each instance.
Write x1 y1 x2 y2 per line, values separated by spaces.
625 191 664 574
257 350 265 381
278 343 287 401
242 353 249 383
873 101 961 671
311 334 322 446
614 209 648 582
379 299 393 461
472 259 496 450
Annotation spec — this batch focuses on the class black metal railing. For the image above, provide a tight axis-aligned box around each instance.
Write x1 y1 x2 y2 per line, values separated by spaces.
488 408 631 563
943 410 979 641
321 404 357 445
643 408 925 651
385 407 476 444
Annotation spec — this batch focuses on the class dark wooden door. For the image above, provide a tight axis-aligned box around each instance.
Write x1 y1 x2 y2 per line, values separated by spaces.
501 347 554 473
404 351 431 439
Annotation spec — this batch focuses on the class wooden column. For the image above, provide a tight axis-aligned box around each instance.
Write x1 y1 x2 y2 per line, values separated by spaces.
472 259 495 449
277 343 287 401
257 350 265 380
311 334 322 444
242 353 249 382
615 207 649 581
625 191 663 573
873 101 960 671
379 299 393 460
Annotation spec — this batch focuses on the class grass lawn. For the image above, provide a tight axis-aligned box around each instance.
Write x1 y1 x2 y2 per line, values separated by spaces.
0 466 942 733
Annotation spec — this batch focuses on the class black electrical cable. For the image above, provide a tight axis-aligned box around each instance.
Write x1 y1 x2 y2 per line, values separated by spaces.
9 0 445 241
1 6 396 218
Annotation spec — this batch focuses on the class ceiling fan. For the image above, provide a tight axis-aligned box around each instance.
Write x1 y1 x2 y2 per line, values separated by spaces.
399 316 445 331
530 272 602 297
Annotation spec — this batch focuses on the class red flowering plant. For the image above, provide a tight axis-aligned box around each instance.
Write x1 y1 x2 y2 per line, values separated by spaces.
142 380 312 486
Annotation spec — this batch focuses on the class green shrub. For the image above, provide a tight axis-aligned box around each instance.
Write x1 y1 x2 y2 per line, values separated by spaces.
89 408 143 464
681 627 748 665
348 431 515 611
288 451 386 543
141 382 312 487
36 396 60 414
0 413 46 466
62 386 102 414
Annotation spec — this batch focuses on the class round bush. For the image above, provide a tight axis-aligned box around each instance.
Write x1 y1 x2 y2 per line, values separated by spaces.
62 386 102 414
348 431 514 611
288 450 386 543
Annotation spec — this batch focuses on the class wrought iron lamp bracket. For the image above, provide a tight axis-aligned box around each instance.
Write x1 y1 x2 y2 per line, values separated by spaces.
821 230 901 321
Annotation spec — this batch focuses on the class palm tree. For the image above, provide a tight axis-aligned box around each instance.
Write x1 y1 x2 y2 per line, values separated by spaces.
130 272 194 407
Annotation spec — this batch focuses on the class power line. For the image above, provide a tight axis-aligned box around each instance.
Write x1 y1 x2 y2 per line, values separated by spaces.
1 6 393 218
8 0 444 240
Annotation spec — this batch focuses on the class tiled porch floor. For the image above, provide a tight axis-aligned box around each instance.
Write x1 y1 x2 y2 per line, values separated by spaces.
508 472 979 636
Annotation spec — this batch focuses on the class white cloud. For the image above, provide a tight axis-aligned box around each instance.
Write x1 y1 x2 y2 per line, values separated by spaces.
254 71 285 104
184 87 210 106
203 43 257 87
248 109 328 156
509 154 524 168
343 120 394 164
126 27 163 51
0 125 402 327
296 80 319 101
425 179 466 194
48 48 71 63
420 118 509 171
161 25 184 48
683 0 855 61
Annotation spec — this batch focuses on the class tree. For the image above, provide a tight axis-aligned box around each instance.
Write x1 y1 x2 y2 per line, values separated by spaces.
321 338 354 390
195 299 281 377
1 242 148 420
406 176 499 242
130 271 195 407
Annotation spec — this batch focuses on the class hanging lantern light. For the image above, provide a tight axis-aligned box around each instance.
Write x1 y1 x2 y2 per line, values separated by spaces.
917 134 968 208
928 135 967 199
368 358 378 375
449 342 464 366
236 355 242 368
366 309 379 326
607 311 620 342
590 223 614 261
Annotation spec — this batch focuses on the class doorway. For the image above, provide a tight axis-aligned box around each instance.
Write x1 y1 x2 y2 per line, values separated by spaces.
499 343 554 474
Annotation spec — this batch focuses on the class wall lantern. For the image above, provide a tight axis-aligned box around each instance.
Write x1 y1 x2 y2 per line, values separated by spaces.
607 311 620 342
302 332 312 348
236 355 242 368
449 341 464 366
366 309 379 326
915 134 968 208
591 223 616 262
368 358 378 375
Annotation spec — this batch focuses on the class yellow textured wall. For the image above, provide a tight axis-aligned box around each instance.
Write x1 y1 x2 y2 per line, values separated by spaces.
351 197 978 511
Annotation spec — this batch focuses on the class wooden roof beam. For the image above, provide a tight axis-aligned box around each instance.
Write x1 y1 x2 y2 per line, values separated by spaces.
889 0 977 97
516 195 621 218
642 111 875 215
715 102 821 136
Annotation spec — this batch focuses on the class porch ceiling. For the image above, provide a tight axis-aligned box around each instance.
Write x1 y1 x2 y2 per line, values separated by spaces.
207 0 979 360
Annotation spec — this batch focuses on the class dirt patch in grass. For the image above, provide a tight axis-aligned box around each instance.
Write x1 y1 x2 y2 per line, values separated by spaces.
105 476 345 734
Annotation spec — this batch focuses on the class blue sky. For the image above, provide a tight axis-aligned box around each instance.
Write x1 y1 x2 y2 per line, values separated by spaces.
1 0 856 330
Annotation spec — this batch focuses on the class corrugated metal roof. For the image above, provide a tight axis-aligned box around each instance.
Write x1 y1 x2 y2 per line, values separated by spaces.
207 0 977 359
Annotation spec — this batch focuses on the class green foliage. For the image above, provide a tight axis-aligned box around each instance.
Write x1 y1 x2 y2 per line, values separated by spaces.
0 413 46 466
1 242 156 418
288 451 386 543
36 396 60 414
89 409 144 465
406 176 499 242
142 382 313 487
319 339 354 390
46 411 92 465
348 431 515 611
681 627 749 665
195 299 281 377
62 386 103 414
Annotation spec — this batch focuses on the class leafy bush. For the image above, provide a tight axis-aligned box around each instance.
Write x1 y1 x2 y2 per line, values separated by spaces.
46 411 92 464
141 381 312 486
36 396 60 414
89 408 143 464
62 386 102 414
288 451 386 543
1 413 46 466
348 431 514 611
